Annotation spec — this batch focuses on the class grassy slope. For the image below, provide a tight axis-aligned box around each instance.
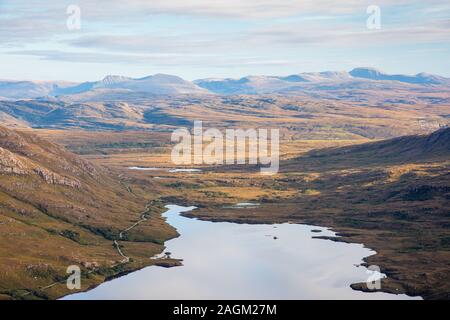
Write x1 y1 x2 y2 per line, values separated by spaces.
0 126 178 299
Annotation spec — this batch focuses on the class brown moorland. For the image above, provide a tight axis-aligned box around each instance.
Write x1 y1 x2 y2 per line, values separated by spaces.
0 86 449 299
0 126 179 299
46 127 449 300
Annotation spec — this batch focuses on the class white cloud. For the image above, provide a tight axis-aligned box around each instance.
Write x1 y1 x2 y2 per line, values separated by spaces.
0 0 449 79
1 0 448 45
82 0 449 19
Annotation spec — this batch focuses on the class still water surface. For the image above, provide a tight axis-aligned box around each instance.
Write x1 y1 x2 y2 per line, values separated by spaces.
66 205 419 300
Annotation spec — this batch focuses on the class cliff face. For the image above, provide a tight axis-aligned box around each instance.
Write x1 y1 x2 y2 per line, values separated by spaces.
0 144 81 188
0 125 99 182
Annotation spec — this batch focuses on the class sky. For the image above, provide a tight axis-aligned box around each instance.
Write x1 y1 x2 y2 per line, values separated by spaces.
0 0 449 82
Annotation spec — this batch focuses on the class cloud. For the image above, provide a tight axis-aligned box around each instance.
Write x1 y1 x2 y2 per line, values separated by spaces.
6 49 292 70
67 34 233 54
7 50 198 64
247 20 450 47
1 0 449 79
76 0 450 19
63 18 450 58
1 0 447 47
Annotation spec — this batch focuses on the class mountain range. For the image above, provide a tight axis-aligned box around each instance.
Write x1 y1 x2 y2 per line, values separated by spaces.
195 68 450 95
1 68 449 100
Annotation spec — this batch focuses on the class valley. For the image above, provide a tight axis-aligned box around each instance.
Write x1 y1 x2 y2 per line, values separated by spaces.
26 125 450 300
0 68 449 300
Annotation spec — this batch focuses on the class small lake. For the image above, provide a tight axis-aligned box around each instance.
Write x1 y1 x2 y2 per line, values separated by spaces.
65 205 419 300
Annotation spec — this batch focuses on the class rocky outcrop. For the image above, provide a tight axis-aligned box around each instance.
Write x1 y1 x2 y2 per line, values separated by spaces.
0 147 81 188
33 167 81 189
74 158 100 179
0 147 28 175
0 127 83 188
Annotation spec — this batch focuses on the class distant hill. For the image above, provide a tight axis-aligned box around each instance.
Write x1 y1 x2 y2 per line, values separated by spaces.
0 89 448 138
349 68 450 85
194 72 352 94
348 126 448 157
0 80 76 100
0 68 448 100
285 127 450 171
0 99 169 130
195 68 450 94
53 74 209 98
317 126 449 159
0 74 209 100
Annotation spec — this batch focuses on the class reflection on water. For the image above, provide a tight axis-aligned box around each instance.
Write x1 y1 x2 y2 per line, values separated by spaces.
65 205 420 300
223 202 261 209
128 167 159 171
168 169 202 173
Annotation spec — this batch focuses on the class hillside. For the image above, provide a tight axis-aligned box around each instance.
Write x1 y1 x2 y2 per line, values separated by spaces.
0 68 449 100
349 68 450 85
0 80 76 100
0 126 176 299
161 128 450 299
53 74 209 99
195 68 450 95
0 74 209 100
285 127 450 171
0 91 448 139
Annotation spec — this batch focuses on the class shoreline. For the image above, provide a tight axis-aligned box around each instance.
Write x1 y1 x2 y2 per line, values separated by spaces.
180 205 425 300
58 203 421 300
57 204 191 300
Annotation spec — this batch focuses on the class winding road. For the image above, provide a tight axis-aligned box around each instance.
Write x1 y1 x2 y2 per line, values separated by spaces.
113 204 152 264
29 203 154 296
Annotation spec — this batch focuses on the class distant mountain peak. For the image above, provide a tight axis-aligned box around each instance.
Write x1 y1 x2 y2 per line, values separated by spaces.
0 68 448 99
349 67 449 85
48 73 209 98
137 73 190 85
350 67 384 77
101 75 131 85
